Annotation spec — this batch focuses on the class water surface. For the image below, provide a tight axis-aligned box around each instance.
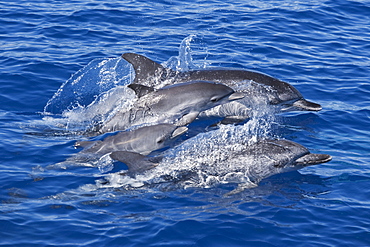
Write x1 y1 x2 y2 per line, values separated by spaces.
1 0 370 246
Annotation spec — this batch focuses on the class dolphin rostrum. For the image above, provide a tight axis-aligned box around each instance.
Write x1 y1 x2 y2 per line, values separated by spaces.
95 80 244 134
105 139 331 193
121 53 322 120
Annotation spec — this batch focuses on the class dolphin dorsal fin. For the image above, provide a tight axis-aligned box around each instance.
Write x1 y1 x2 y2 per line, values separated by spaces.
110 151 158 174
121 53 166 84
128 84 155 97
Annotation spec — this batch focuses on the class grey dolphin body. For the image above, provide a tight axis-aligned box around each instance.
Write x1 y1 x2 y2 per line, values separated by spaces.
96 80 244 134
121 53 321 122
108 139 331 193
48 124 187 170
77 124 188 156
63 124 188 166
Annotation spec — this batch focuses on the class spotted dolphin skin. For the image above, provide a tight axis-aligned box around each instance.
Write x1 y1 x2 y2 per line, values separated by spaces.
96 80 244 134
121 53 322 113
107 139 331 193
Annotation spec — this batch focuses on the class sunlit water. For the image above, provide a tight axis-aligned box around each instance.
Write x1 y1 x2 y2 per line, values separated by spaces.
1 0 370 246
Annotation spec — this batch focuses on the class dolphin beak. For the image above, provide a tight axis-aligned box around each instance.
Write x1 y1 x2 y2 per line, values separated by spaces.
292 99 322 111
295 153 332 166
171 126 188 138
228 92 245 101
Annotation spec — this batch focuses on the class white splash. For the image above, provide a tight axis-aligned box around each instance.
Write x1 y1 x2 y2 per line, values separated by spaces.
27 57 135 136
96 118 277 191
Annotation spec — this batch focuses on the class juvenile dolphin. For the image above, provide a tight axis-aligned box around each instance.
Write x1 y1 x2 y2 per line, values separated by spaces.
77 124 188 156
95 80 244 134
56 124 188 168
121 53 322 115
105 139 331 193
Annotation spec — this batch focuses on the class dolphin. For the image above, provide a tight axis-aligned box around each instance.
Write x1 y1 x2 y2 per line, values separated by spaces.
120 53 322 122
95 80 244 134
77 124 188 156
52 124 188 169
105 139 331 194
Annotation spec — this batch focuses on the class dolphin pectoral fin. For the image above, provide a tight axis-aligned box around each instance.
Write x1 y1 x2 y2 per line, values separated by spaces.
175 112 199 126
171 126 188 139
110 151 158 174
210 115 248 127
293 99 322 111
220 115 249 125
228 92 245 101
128 84 156 98
121 53 168 84
224 182 258 197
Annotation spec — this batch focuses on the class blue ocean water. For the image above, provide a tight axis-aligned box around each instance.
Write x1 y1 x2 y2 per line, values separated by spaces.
1 0 370 246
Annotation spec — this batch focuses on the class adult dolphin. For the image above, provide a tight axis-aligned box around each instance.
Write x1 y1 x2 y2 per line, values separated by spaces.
121 53 322 114
94 80 244 134
106 139 331 194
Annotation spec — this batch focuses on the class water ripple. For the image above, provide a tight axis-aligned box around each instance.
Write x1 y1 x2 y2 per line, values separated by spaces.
1 0 370 246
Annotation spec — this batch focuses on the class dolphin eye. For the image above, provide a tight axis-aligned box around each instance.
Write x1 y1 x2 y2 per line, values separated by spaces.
211 96 219 102
156 137 165 144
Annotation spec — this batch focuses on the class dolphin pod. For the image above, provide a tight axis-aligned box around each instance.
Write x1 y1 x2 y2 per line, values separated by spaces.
60 50 331 194
103 52 330 193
